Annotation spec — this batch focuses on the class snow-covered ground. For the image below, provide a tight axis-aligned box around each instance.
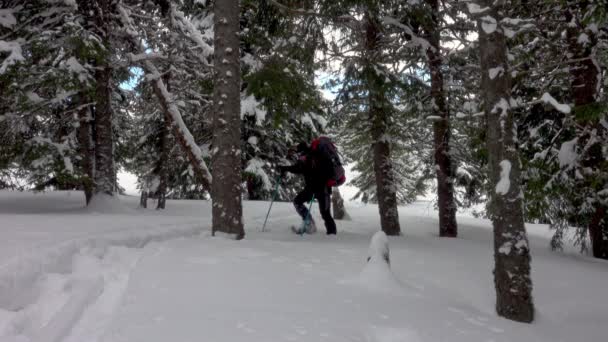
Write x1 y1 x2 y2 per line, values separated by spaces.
0 191 606 342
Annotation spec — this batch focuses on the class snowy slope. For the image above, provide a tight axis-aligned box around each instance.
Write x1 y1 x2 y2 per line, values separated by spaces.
0 191 607 342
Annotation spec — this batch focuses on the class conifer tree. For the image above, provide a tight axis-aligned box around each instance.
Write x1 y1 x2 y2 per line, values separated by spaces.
211 0 245 239
473 0 535 323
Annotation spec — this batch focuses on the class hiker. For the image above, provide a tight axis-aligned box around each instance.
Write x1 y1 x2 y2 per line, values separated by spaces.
279 138 345 235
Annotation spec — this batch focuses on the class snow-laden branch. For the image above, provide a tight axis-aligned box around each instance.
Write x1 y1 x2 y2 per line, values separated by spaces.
456 93 571 119
382 16 432 52
118 4 212 190
127 52 167 63
170 6 213 66
0 39 24 74
267 0 360 27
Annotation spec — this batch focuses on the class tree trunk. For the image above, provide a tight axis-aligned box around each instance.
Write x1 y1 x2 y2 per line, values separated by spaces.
332 187 348 220
425 0 457 237
476 1 534 323
77 102 94 205
565 7 608 260
93 68 114 196
589 207 608 259
140 190 148 209
77 0 115 200
211 0 244 239
156 74 171 210
365 12 401 236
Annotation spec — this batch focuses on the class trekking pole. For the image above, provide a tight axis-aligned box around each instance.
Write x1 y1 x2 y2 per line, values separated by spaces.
299 195 315 235
262 175 282 232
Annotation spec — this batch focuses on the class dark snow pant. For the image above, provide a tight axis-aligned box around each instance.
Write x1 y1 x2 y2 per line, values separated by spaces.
294 186 337 234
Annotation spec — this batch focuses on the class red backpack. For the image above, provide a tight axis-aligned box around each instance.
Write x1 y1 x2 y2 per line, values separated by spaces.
310 136 346 187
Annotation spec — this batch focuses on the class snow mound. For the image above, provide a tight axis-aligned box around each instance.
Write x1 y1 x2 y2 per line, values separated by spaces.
368 231 390 264
342 231 405 295
85 194 132 214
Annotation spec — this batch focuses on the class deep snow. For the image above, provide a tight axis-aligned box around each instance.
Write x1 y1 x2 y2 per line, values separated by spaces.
0 191 607 342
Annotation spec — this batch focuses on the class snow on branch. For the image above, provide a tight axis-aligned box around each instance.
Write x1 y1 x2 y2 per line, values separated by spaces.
147 62 213 190
118 4 213 190
267 0 359 27
539 93 571 114
0 39 24 74
466 3 490 15
127 52 167 63
170 6 213 66
0 9 17 29
456 93 571 120
382 16 431 52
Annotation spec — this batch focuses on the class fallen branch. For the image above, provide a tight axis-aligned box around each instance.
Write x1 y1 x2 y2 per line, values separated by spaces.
119 4 212 190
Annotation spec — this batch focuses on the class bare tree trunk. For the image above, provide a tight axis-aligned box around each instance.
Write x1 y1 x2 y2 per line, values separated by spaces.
211 0 244 239
424 0 457 237
565 7 607 260
365 12 401 236
156 74 170 210
589 207 608 259
140 190 148 208
332 188 349 220
91 0 115 197
476 1 534 323
77 102 94 205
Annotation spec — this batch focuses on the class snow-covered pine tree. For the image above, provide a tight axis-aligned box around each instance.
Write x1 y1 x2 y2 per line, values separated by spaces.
211 0 245 239
119 0 214 197
241 0 330 201
472 0 534 323
311 0 438 235
561 2 607 259
500 1 607 259
82 0 116 198
0 0 133 205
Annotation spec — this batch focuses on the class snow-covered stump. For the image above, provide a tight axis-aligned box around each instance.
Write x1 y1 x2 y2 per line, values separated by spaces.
355 231 403 294
332 188 350 220
367 230 390 265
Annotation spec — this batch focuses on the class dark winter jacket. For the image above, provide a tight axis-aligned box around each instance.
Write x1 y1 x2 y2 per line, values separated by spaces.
282 153 327 192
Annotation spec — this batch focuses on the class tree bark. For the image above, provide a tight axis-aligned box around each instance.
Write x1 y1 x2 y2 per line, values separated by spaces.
77 102 95 205
424 0 457 237
332 187 348 220
140 190 148 208
156 74 171 210
364 12 401 236
477 1 534 323
211 0 244 239
565 6 607 260
91 0 115 197
589 207 608 259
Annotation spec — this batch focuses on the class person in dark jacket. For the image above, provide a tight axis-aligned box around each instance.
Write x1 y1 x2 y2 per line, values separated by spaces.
279 142 337 235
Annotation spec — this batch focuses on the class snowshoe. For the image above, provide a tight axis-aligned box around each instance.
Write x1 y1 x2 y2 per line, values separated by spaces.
291 219 317 235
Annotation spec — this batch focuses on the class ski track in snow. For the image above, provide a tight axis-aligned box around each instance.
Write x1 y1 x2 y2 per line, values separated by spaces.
0 191 607 342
